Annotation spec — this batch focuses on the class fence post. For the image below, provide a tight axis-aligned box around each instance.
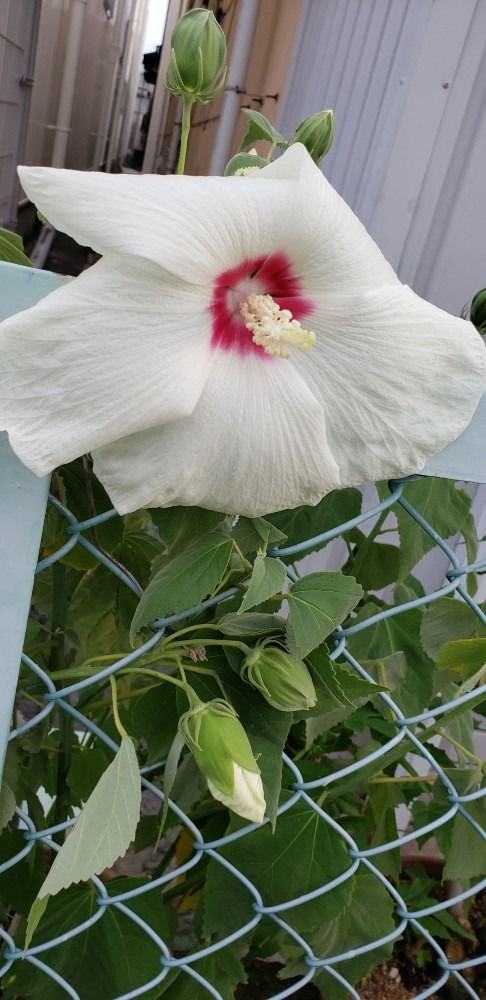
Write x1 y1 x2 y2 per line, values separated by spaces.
0 262 62 782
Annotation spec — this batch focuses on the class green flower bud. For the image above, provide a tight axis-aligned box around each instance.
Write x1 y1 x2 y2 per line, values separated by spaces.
290 110 334 164
165 9 227 105
470 288 486 333
241 642 317 712
179 699 265 823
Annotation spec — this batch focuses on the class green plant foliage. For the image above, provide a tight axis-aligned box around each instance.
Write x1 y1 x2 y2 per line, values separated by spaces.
238 109 286 152
0 227 32 267
286 572 363 658
238 554 287 612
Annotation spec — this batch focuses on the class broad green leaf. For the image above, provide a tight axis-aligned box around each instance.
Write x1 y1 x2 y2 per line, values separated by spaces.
204 798 354 939
461 510 479 595
0 227 33 266
367 782 402 878
0 832 45 915
156 948 246 999
238 108 285 151
431 768 486 882
347 602 434 716
295 873 396 999
224 151 268 175
25 736 140 947
66 746 110 804
231 515 287 554
352 541 400 591
287 572 363 659
220 667 292 826
393 479 470 580
150 505 225 565
129 681 179 764
9 879 172 1000
218 611 286 637
291 647 381 747
0 745 19 831
420 597 486 660
131 531 233 640
436 638 486 675
238 555 287 613
269 488 362 556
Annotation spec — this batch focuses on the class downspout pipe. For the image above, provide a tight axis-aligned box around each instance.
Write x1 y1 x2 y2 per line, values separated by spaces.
208 0 260 177
50 0 88 168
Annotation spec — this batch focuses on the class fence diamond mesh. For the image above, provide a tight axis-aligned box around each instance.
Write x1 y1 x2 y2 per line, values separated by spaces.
0 473 485 1000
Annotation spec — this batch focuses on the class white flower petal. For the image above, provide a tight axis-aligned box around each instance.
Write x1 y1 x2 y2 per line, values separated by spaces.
207 764 266 823
258 144 399 293
0 255 213 475
292 283 486 485
93 350 341 515
18 166 294 285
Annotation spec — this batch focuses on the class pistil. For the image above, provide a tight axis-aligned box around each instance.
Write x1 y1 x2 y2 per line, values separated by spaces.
239 292 316 358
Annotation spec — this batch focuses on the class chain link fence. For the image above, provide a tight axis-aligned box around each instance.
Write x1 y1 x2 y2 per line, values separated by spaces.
0 471 485 1000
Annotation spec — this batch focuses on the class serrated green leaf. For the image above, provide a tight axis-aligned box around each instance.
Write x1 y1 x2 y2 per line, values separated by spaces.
131 531 233 640
269 488 362 556
461 510 479 595
420 597 486 660
156 948 247 999
436 638 486 676
204 797 354 939
348 602 434 716
239 555 287 613
12 879 172 1000
352 541 400 591
230 515 287 554
300 648 382 747
129 681 178 764
287 572 363 659
0 227 33 266
393 479 470 580
150 506 225 565
218 611 286 637
238 109 285 151
25 736 141 947
224 151 268 175
66 746 110 804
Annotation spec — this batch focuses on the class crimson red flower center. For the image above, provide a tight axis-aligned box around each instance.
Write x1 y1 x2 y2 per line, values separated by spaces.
210 251 314 357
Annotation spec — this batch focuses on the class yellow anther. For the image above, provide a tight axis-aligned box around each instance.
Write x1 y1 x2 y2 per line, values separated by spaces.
239 293 316 358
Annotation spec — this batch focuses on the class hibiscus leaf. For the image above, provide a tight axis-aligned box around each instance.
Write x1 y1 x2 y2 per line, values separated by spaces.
156 948 247 999
204 797 354 937
150 506 226 565
238 109 285 151
391 479 471 580
238 555 287 613
128 681 179 764
351 540 400 591
268 488 362 556
347 602 434 717
25 736 141 948
296 647 382 746
231 515 287 554
0 227 33 267
0 744 19 831
436 638 486 676
286 572 363 659
420 597 486 660
131 531 233 639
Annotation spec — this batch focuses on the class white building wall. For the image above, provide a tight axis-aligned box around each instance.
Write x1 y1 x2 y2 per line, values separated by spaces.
277 0 486 591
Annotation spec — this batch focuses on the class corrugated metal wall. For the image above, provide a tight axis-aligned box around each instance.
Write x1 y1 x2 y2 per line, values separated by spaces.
278 0 486 316
0 0 40 227
277 0 486 594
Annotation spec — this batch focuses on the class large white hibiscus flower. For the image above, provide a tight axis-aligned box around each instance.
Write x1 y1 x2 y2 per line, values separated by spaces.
0 145 484 515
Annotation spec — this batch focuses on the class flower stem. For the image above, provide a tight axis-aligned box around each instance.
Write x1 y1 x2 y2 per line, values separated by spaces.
177 96 194 175
110 675 127 739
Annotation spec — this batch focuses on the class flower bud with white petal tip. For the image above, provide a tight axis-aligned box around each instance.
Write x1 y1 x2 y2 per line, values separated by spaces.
179 699 265 824
241 642 317 712
165 9 227 104
290 110 334 164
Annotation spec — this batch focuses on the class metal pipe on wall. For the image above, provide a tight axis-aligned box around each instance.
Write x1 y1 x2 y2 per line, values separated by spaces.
50 0 88 168
208 0 260 177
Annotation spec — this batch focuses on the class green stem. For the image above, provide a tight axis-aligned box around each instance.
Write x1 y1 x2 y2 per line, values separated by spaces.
110 676 127 739
167 637 251 655
437 728 486 768
232 538 252 572
177 96 194 175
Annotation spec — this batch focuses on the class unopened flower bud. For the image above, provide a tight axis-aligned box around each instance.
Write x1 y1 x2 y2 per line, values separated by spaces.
241 643 317 712
470 288 486 333
179 699 265 823
165 9 227 105
290 110 334 164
